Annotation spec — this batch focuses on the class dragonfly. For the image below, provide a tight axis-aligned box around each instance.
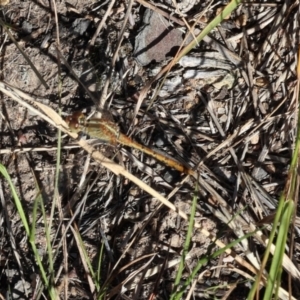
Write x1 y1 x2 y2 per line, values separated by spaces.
65 111 195 175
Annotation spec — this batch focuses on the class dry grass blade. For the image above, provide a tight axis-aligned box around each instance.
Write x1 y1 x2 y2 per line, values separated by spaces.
0 81 67 129
0 18 49 89
136 0 185 26
98 0 134 108
0 144 79 155
86 0 117 54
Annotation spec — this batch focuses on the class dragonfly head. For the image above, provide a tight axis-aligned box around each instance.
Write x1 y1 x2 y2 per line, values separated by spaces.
65 112 86 133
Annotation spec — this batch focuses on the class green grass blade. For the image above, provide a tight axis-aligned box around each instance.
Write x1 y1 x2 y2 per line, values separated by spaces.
249 55 300 299
0 164 57 298
175 0 242 62
175 230 257 300
0 164 30 235
170 187 198 299
263 200 294 300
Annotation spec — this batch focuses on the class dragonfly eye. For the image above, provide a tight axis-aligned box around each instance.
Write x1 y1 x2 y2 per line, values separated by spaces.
65 114 82 132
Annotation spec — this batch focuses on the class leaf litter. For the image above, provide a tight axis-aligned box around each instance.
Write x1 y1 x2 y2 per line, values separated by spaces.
0 0 299 299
